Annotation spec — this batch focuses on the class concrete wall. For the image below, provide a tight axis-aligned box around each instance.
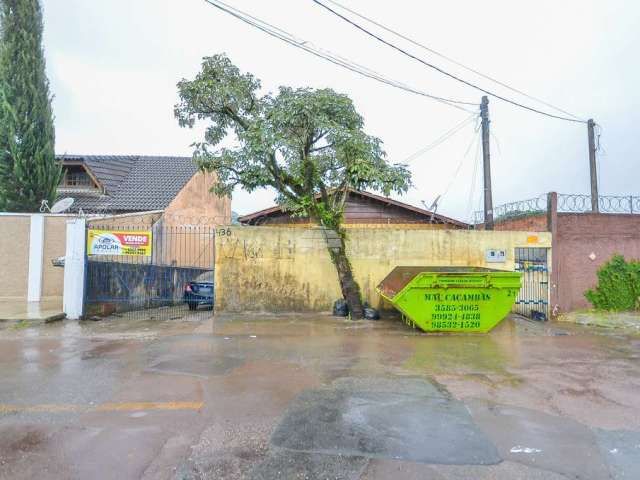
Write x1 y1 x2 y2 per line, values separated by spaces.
164 171 231 226
0 214 69 299
215 226 551 312
42 216 68 296
0 215 31 297
555 213 640 312
86 211 163 228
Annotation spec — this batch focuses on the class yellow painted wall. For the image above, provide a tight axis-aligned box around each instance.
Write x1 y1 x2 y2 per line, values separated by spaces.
215 226 551 312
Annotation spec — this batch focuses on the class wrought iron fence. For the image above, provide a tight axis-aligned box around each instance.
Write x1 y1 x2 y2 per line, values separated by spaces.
474 193 640 224
84 224 216 321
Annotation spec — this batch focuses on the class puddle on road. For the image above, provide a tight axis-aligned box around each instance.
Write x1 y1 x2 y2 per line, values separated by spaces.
271 376 501 466
147 354 243 378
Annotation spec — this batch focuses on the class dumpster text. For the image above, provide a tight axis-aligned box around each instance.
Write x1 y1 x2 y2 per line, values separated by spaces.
426 292 490 329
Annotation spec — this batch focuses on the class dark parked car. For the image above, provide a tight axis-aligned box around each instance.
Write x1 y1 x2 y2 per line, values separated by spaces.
183 271 214 310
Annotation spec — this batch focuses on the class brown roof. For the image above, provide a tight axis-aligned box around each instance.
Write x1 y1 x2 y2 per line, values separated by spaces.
238 189 469 228
56 155 197 213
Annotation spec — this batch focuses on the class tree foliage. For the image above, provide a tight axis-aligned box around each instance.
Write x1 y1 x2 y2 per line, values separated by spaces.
0 0 60 212
174 54 411 230
175 54 412 317
585 254 640 311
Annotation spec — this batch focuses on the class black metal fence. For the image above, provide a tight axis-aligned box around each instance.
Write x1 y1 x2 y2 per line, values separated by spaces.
84 224 216 321
513 247 549 321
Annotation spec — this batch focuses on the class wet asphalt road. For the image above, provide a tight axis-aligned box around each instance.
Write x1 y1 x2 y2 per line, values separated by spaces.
0 311 639 479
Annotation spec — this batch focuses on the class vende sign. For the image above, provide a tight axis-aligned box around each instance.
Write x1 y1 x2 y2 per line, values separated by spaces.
87 229 152 257
121 234 149 246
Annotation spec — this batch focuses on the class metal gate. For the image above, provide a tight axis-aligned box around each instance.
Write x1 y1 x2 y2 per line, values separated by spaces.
84 224 216 320
513 247 549 321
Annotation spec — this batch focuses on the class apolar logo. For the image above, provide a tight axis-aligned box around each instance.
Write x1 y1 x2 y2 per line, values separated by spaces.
92 233 123 255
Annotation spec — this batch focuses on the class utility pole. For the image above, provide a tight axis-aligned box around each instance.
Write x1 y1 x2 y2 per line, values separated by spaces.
587 119 599 212
480 96 494 230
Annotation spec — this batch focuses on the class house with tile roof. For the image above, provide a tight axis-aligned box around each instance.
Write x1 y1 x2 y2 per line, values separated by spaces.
238 188 468 228
56 154 230 223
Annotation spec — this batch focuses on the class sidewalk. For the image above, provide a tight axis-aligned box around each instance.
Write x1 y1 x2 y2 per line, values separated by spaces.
0 296 64 324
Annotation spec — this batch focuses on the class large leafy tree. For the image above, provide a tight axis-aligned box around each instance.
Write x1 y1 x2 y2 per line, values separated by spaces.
175 54 411 318
0 0 60 212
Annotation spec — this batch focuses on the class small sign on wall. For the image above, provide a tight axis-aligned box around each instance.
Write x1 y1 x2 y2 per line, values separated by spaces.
486 249 506 263
87 229 152 256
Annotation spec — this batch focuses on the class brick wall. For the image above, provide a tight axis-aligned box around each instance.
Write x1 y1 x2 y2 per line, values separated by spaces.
477 197 640 314
556 213 640 312
493 214 548 232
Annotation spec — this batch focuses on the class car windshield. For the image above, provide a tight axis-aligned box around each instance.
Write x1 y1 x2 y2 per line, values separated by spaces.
193 271 214 283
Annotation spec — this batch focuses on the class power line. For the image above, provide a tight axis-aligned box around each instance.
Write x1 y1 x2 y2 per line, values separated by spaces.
201 0 477 113
441 121 481 199
467 133 482 222
403 113 478 164
322 0 584 121
312 0 587 124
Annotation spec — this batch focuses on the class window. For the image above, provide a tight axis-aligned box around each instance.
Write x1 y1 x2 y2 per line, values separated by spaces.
60 166 95 188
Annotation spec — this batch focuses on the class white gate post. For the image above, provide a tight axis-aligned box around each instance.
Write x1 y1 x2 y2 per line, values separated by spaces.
63 217 86 319
27 214 45 302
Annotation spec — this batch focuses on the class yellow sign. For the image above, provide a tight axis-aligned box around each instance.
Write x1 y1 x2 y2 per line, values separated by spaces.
526 235 539 244
87 229 152 256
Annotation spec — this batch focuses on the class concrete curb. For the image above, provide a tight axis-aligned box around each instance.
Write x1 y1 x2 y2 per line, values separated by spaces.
0 313 66 327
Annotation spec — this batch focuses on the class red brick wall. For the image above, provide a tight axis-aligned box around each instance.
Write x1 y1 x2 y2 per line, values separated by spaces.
493 214 548 232
556 213 640 312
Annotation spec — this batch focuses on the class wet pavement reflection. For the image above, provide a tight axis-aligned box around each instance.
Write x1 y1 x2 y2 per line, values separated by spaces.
0 311 639 479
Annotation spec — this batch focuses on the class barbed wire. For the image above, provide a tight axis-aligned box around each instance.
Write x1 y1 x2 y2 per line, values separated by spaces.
558 194 640 214
473 193 640 223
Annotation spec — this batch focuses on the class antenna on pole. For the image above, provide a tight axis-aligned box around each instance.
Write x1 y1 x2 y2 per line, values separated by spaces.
421 195 441 223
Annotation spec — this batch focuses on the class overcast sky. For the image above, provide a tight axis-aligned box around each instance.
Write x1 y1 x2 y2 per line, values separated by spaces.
42 0 640 221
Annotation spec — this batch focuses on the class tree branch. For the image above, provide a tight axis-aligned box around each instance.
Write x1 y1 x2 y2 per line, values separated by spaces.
309 142 334 153
223 105 249 130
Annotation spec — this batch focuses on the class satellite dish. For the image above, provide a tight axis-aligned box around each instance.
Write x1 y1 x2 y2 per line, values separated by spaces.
50 197 75 214
421 195 440 212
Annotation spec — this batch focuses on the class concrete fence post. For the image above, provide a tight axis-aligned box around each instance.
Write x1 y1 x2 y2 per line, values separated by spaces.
27 214 45 302
547 192 560 316
63 217 86 319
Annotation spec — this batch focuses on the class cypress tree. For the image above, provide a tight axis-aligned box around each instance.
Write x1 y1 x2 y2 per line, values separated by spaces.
0 0 60 212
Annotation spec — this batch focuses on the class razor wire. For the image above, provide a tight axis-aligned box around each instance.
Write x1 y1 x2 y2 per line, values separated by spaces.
474 193 640 224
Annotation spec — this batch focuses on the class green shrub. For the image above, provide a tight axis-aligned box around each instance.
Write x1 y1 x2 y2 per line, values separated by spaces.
585 255 640 311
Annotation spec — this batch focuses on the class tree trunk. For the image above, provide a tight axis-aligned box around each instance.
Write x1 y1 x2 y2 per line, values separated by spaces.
324 228 364 319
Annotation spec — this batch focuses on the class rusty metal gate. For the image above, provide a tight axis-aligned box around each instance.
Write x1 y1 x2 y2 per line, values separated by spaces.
84 224 216 320
513 247 549 321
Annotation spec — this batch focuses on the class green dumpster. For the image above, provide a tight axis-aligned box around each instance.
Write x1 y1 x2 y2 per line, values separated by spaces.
377 266 522 333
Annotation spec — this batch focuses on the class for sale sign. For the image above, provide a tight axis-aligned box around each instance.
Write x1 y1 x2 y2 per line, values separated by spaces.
87 229 152 256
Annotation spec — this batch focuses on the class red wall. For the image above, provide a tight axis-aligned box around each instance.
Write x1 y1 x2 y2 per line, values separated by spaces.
493 214 548 232
556 213 640 312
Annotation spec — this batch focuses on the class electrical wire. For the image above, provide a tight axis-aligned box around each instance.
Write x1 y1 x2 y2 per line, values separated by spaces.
201 0 477 113
312 0 587 124
403 113 478 164
441 119 481 199
322 0 584 121
467 134 482 223
595 122 603 195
